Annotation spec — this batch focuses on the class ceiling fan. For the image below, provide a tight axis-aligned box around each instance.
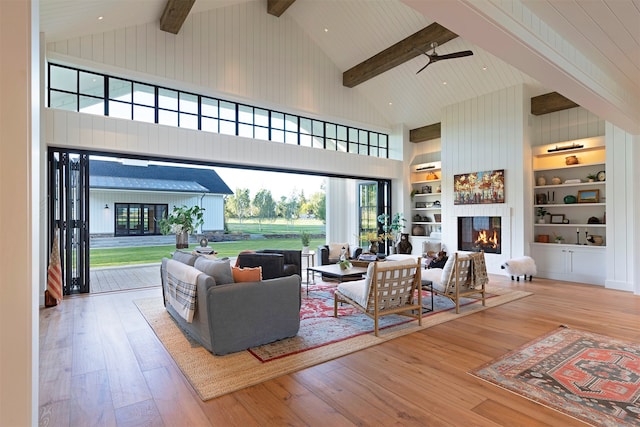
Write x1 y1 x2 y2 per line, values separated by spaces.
415 42 474 74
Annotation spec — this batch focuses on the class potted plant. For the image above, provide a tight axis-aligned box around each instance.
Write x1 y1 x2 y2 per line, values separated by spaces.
301 230 310 253
158 205 206 249
377 212 406 252
586 173 597 182
553 233 565 244
536 207 548 224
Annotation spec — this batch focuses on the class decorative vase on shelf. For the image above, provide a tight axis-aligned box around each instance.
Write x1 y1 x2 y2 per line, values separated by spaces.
368 241 379 254
412 224 425 236
565 155 579 165
175 231 189 249
551 176 562 185
537 176 546 186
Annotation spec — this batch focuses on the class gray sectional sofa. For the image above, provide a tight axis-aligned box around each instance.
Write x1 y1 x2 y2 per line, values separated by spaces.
160 251 301 355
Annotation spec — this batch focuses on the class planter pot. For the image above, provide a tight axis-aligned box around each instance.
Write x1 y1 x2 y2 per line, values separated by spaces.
175 231 189 249
302 246 309 254
537 219 546 224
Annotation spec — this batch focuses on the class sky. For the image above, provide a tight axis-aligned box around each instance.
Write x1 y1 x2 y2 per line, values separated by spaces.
213 167 325 200
93 155 325 199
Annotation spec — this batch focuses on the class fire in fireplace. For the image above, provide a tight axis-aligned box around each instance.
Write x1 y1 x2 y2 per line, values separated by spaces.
458 216 501 254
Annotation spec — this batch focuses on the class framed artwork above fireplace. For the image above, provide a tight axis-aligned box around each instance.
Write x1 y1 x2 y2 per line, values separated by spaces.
454 169 505 205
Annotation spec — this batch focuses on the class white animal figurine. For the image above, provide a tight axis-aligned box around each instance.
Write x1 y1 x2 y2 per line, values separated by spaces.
501 256 537 281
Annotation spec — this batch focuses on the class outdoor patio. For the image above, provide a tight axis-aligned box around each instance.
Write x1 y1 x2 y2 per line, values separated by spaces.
90 264 161 293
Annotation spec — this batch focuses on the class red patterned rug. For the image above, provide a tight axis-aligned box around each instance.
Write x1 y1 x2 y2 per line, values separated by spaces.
249 284 486 362
471 326 640 427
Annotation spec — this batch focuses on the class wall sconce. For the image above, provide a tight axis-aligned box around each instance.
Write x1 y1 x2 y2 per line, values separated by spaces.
104 204 109 209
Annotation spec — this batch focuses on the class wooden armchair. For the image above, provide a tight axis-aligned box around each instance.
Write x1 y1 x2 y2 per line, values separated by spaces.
431 251 488 313
333 257 422 336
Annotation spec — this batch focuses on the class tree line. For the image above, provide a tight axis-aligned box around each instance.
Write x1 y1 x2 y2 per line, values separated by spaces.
224 186 326 226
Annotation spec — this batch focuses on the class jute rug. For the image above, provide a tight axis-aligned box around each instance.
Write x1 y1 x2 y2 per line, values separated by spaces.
136 286 530 401
470 326 640 427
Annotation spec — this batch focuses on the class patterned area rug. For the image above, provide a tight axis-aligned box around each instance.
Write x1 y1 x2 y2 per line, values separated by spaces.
136 285 530 400
471 326 640 427
249 285 484 361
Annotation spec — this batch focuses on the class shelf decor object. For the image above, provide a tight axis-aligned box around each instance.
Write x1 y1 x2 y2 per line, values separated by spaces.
577 189 599 203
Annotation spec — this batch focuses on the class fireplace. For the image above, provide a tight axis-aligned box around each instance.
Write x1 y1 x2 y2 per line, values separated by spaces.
458 216 501 254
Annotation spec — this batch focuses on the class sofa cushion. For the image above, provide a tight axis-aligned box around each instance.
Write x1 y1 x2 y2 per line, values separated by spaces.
173 250 198 266
328 243 349 260
194 257 234 285
232 266 262 282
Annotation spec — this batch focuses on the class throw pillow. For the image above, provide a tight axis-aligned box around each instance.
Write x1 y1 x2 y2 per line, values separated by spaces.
194 257 234 285
328 243 349 260
173 250 198 266
232 266 262 282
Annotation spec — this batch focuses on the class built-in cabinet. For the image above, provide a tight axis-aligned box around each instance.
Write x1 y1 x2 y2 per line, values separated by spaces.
530 136 606 285
409 161 442 255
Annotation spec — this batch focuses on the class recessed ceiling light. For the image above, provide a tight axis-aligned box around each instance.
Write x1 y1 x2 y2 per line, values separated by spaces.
482 65 488 71
442 81 447 85
388 102 393 106
324 28 328 32
98 16 104 20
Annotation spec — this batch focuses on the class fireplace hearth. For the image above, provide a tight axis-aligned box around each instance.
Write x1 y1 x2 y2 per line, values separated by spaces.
458 216 501 254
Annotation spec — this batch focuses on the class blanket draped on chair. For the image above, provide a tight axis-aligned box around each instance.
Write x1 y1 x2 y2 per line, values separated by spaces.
166 258 201 323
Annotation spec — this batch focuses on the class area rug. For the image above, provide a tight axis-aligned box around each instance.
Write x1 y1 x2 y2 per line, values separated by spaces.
135 285 530 401
470 326 640 427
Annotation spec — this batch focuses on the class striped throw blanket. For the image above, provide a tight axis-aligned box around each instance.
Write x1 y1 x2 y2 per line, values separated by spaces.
166 259 202 323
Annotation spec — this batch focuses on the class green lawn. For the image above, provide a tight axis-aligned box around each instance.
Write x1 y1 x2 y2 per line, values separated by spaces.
225 218 325 235
90 238 326 267
90 218 327 267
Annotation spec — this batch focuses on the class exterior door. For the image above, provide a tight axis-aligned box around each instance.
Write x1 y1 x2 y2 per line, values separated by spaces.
49 150 90 295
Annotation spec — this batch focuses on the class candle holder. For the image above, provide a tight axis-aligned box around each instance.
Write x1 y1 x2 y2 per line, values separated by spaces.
576 229 580 245
584 231 588 245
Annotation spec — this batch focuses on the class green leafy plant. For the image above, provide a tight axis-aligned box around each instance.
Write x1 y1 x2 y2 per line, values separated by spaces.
377 212 406 242
586 173 597 181
300 230 310 246
536 207 548 218
337 259 352 270
158 205 205 235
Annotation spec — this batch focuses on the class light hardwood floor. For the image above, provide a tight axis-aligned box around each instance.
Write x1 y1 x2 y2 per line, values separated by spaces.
39 274 639 426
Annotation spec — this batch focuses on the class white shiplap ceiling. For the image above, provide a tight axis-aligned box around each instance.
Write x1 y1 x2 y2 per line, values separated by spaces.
40 0 640 133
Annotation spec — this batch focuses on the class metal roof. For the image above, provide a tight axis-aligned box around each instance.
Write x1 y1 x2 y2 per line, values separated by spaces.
90 160 233 194
91 176 210 192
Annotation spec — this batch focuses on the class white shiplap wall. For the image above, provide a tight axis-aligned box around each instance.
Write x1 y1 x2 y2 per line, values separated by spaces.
46 110 403 182
47 0 389 132
441 85 529 273
605 123 637 293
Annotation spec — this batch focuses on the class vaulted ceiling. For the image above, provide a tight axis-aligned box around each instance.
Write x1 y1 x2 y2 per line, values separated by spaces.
39 0 640 135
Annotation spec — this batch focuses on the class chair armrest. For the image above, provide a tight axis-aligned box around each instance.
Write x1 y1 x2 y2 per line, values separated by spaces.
318 245 330 265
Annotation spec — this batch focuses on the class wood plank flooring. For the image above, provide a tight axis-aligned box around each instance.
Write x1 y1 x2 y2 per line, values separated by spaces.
39 274 640 426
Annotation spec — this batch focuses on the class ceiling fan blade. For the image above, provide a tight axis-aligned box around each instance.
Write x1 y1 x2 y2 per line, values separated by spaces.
415 61 431 74
436 50 474 61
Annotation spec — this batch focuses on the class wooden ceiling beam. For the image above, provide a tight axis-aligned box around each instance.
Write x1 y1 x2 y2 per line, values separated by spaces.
410 123 441 143
531 92 579 115
343 23 458 88
267 0 296 17
160 0 195 34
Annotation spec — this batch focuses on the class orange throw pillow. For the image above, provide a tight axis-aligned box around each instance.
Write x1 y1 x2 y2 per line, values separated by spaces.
232 266 262 282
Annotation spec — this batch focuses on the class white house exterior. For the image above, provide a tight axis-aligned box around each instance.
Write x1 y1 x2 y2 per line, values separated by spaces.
89 160 232 236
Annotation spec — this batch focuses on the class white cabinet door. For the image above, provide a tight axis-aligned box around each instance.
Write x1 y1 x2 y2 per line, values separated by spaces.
566 246 605 285
531 244 568 277
530 244 605 286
